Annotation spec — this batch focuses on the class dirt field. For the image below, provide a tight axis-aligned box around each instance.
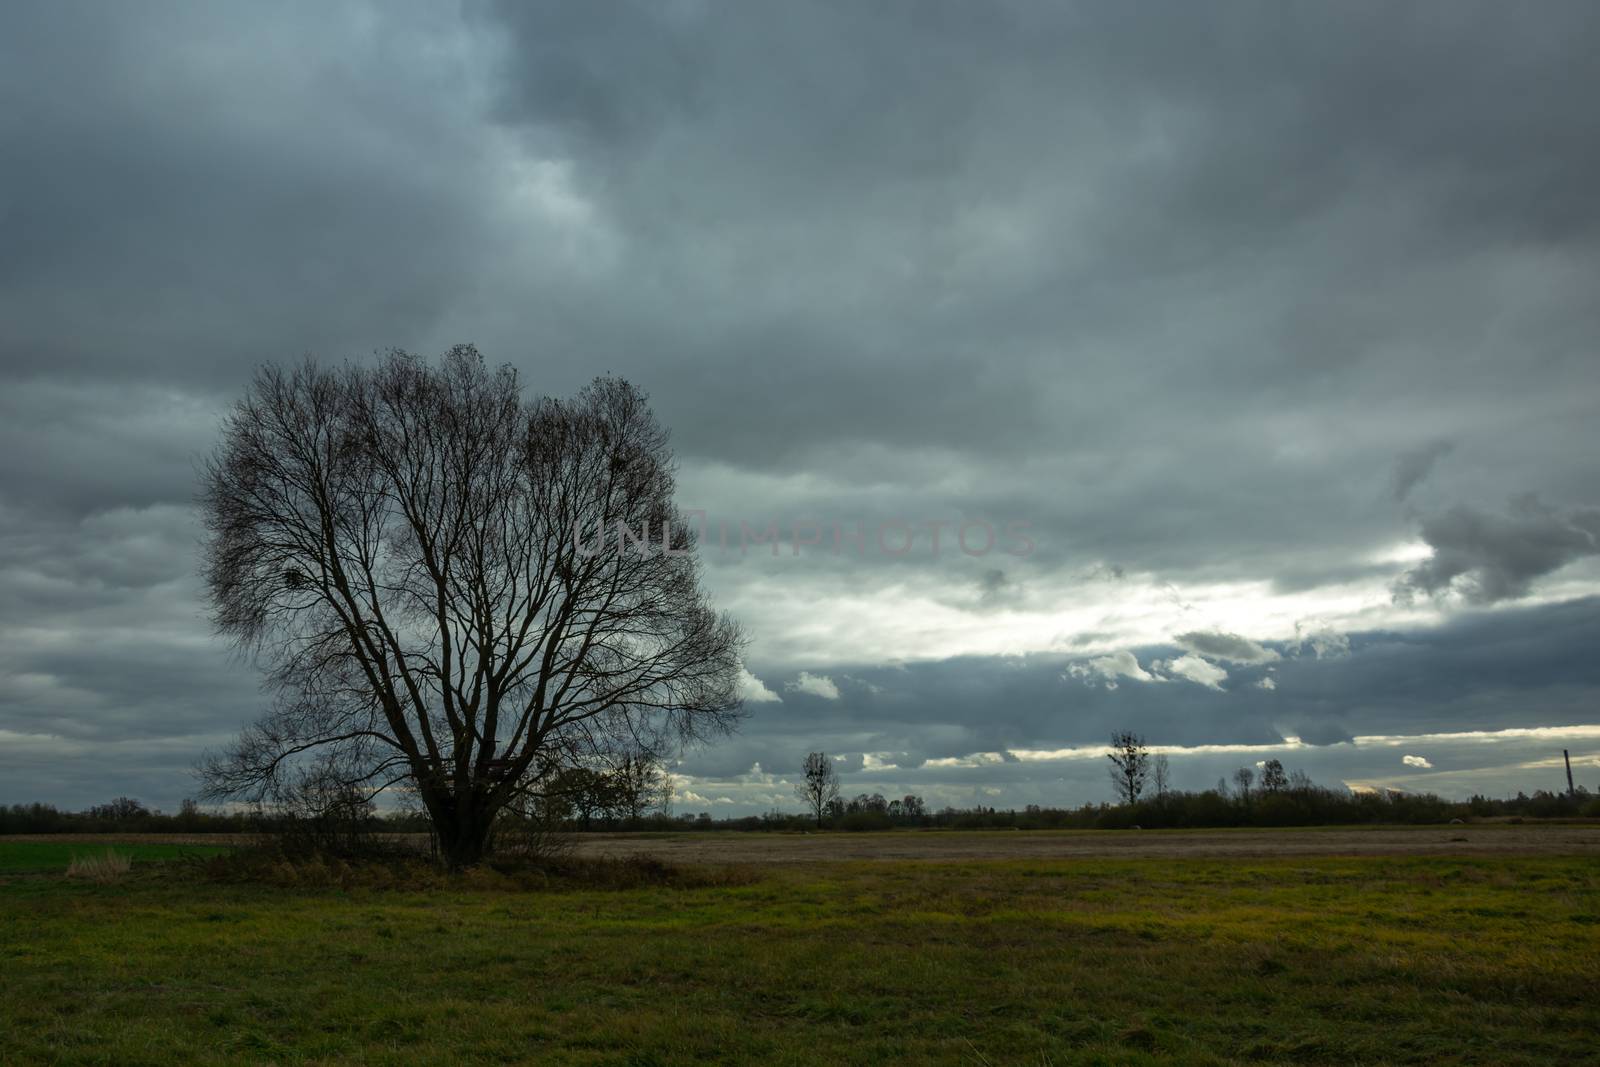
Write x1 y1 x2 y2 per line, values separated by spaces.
568 823 1600 863
6 823 1597 864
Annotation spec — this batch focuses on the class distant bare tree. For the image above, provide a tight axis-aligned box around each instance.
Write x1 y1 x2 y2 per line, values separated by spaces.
1260 758 1288 794
1232 766 1256 800
850 793 889 815
1107 732 1150 805
547 766 612 830
610 751 669 823
796 752 841 828
90 797 150 822
1153 753 1171 799
197 347 744 867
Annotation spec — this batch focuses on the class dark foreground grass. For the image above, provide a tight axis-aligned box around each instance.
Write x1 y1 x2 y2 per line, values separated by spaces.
2 853 1596 1065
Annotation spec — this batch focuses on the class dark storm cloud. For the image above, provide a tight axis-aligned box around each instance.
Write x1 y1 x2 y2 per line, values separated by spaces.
2 2 1599 807
1392 441 1455 503
475 3 1600 412
1397 497 1600 604
465 0 1600 596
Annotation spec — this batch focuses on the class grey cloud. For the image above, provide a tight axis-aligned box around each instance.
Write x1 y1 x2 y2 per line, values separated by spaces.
471 0 1600 533
1173 631 1280 665
1398 496 1600 604
972 568 1023 612
1392 441 1454 502
830 753 865 775
0 3 508 391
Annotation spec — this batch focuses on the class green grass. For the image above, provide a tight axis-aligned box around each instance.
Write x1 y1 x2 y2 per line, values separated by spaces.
2 854 1596 1065
0 841 234 873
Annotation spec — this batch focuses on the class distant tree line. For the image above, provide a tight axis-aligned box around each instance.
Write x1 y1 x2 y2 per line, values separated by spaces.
1088 732 1600 829
0 751 679 837
4 738 1595 835
675 779 1598 832
4 784 1595 837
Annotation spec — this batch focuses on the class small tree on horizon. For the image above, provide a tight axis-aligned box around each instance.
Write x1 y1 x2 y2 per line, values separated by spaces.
1107 732 1150 805
796 752 841 828
1260 758 1288 794
610 751 670 823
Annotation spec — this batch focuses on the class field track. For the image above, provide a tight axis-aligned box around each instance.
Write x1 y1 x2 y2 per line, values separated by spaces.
570 824 1600 862
5 822 1597 864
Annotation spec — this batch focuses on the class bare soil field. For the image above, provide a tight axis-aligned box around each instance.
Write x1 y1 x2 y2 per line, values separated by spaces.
568 823 1600 864
6 823 1596 864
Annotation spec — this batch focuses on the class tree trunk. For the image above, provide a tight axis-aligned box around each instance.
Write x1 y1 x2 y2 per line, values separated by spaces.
437 809 493 869
423 789 496 870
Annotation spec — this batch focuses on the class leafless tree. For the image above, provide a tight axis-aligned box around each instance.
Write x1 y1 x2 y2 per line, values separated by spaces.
543 766 612 830
1260 758 1288 794
197 347 744 867
1152 752 1171 799
1232 766 1256 800
796 751 840 828
275 766 378 856
850 792 889 815
609 751 669 823
1106 732 1149 805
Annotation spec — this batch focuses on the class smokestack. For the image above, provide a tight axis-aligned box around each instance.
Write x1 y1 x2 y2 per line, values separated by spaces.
1565 749 1576 798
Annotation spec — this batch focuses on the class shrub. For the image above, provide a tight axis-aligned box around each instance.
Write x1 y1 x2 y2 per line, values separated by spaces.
197 842 760 892
490 851 760 890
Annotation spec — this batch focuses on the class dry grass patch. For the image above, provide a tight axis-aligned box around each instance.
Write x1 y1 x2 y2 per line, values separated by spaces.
64 850 131 883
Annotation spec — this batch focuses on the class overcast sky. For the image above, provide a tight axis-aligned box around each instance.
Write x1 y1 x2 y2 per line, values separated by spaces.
3 1 1598 814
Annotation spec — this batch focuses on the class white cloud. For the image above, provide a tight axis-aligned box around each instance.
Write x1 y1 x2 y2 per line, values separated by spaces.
1255 676 1277 690
1067 650 1159 689
1402 754 1433 769
1294 624 1350 660
737 667 781 703
924 751 1008 769
1162 653 1229 690
785 671 840 700
1007 724 1600 765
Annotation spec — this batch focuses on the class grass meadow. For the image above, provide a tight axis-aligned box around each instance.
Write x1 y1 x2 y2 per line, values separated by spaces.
1 837 1596 1065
